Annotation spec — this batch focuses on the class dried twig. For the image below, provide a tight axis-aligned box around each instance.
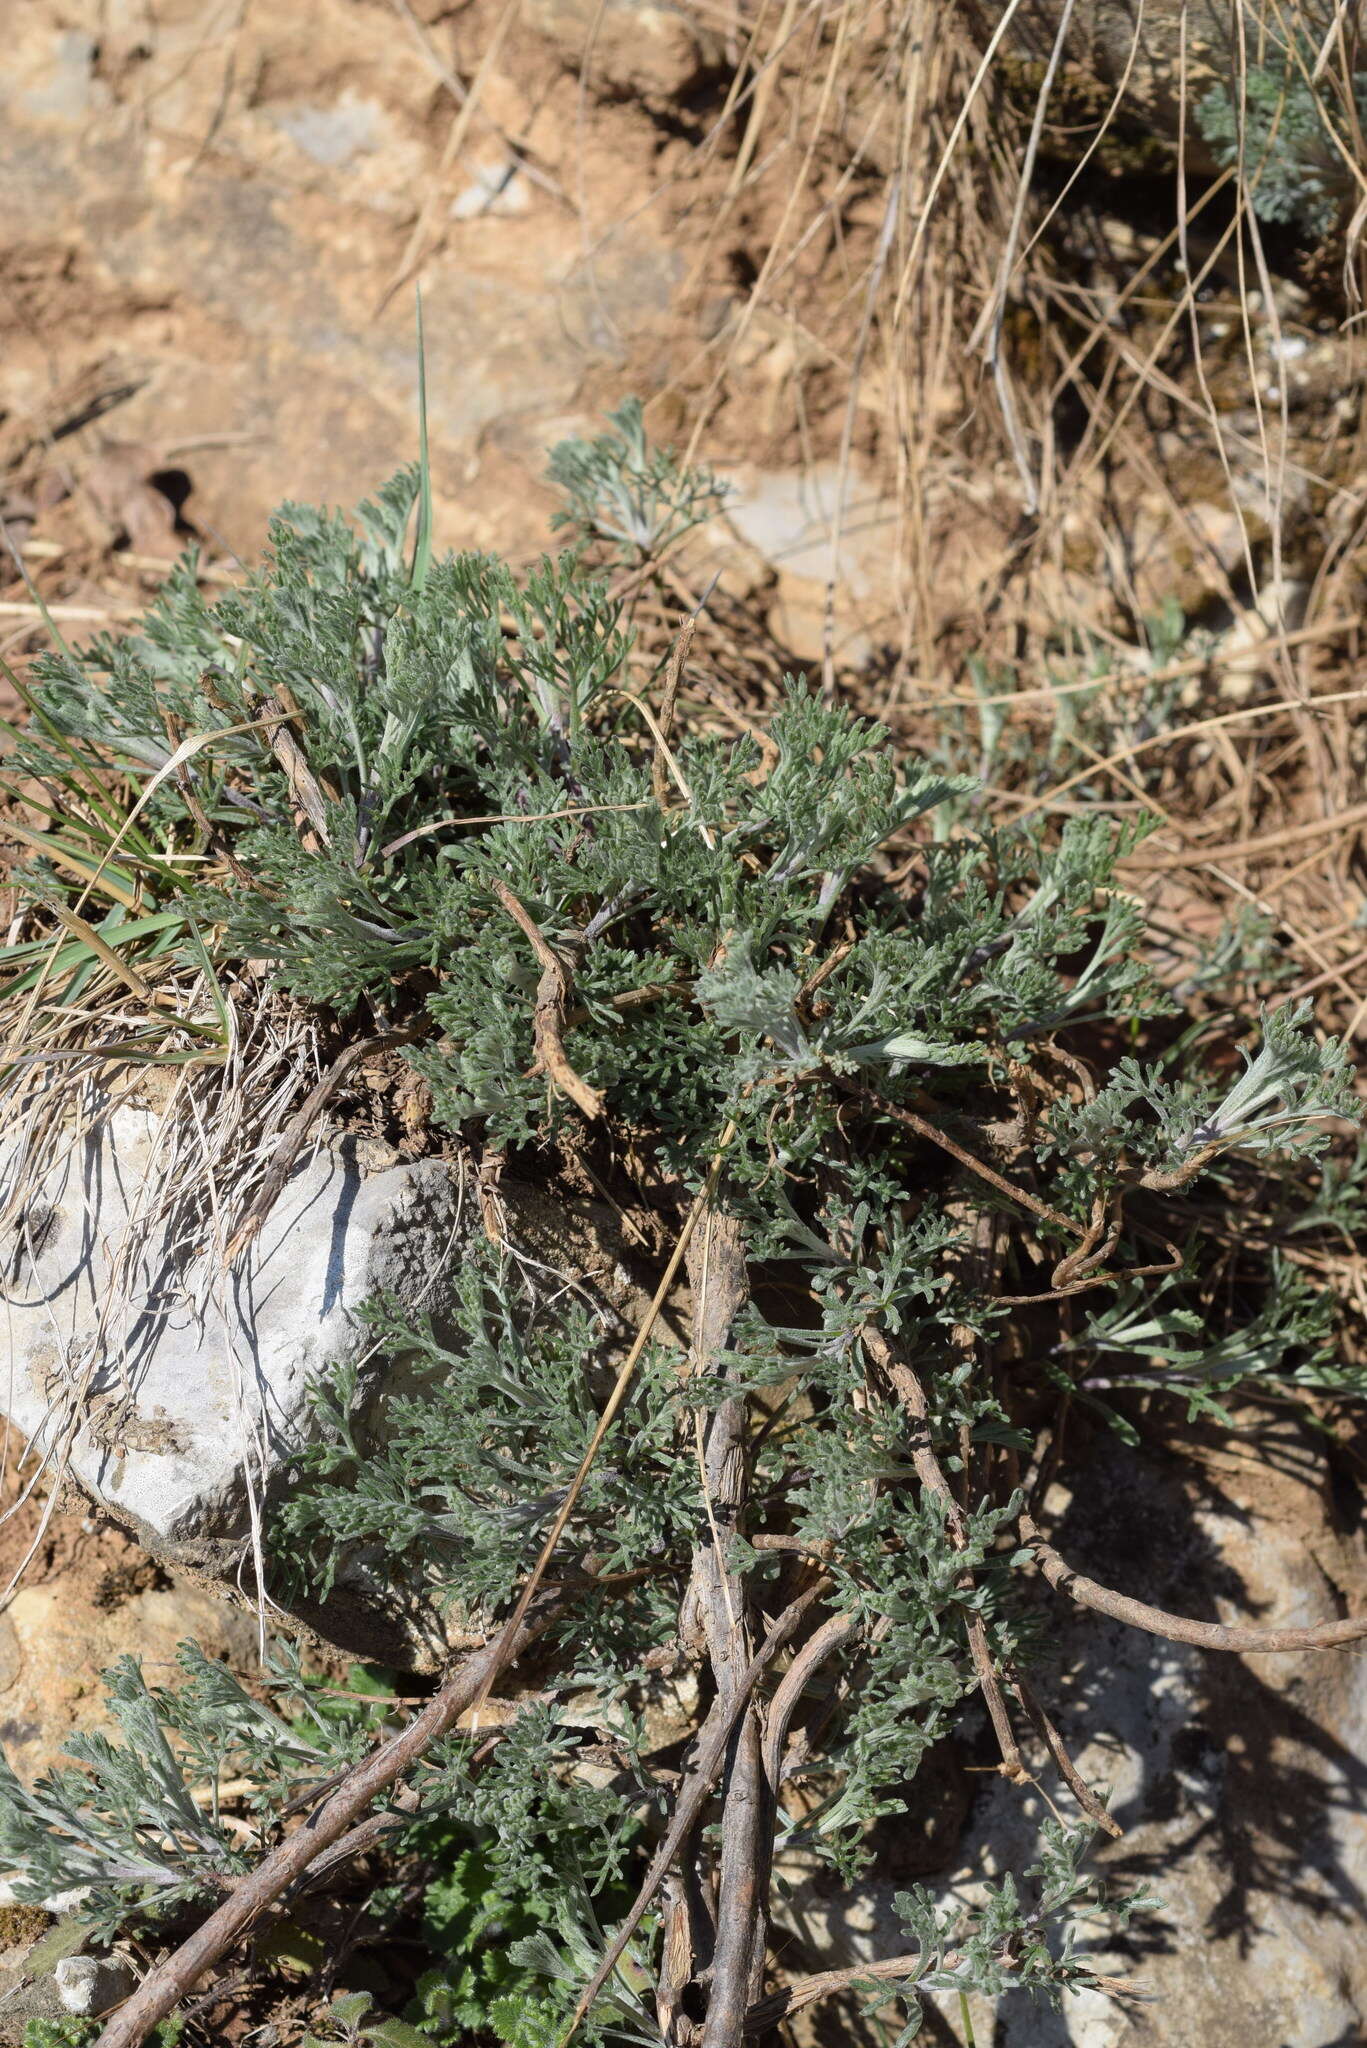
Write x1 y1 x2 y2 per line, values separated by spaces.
760 1610 859 1790
703 1712 766 2048
839 1081 1088 1243
652 614 697 811
263 689 335 849
492 878 604 1119
743 1952 1141 2032
742 1947 940 2032
1022 1509 1367 1652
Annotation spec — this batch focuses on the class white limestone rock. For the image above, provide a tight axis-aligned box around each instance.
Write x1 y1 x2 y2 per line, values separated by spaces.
0 1106 466 1550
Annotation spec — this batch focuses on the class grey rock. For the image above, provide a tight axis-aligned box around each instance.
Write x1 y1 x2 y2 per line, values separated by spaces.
0 1105 466 1551
54 1953 136 2017
271 94 388 170
0 1913 94 2035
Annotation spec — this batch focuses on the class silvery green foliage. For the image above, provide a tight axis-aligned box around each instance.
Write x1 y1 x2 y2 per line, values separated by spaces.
0 1645 384 1938
5 410 1362 2040
1196 32 1364 236
546 398 726 559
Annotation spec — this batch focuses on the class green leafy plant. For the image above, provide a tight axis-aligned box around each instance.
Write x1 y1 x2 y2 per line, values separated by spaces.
398 1830 561 2045
302 1989 433 2048
22 2022 182 2048
1197 30 1367 235
0 407 1361 2045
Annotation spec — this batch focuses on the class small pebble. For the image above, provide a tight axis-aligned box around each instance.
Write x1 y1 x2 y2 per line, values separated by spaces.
54 1953 136 2016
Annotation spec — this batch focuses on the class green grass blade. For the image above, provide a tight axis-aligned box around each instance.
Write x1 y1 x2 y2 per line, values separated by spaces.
0 524 74 660
180 911 230 1042
410 286 434 594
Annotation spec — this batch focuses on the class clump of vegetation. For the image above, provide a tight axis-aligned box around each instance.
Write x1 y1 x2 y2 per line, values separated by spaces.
0 406 1362 2045
1197 28 1367 235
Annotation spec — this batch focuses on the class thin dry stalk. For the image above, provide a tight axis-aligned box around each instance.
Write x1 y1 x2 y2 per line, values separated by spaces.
224 1028 421 1262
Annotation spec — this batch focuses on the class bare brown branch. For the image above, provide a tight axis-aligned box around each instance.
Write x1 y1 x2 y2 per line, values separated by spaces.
742 1947 939 2032
262 686 336 849
492 877 604 1119
760 1610 859 1791
701 1711 766 2048
559 1575 830 2046
684 1209 764 2048
1023 1510 1367 1652
1008 1665 1123 1839
92 1592 574 2048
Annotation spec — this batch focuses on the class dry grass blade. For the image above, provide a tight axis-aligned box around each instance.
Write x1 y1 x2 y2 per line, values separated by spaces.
380 800 653 859
1124 799 1367 871
973 0 1080 512
45 903 154 1001
652 612 697 810
223 1029 421 1262
464 1121 740 1737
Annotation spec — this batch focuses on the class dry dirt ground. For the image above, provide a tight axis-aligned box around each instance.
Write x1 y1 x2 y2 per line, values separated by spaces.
0 1469 262 1781
2 3 1367 2043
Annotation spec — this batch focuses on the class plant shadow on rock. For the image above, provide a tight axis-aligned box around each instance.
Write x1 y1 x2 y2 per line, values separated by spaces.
985 1420 1367 2046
